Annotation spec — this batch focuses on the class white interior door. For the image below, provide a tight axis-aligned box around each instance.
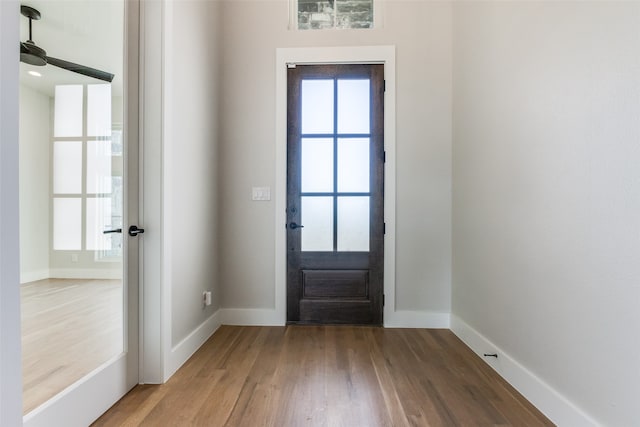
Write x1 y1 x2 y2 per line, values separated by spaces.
20 1 140 425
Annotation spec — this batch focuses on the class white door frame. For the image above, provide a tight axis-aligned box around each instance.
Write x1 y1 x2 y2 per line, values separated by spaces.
274 46 397 326
0 1 23 425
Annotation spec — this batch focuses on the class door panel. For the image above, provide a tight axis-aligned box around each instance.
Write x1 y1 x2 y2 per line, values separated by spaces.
287 64 384 325
302 270 369 298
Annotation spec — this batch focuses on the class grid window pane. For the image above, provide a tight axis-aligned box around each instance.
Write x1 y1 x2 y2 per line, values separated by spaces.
53 198 82 250
337 196 369 251
302 138 334 192
338 138 369 192
301 80 334 134
301 196 334 251
298 0 373 30
54 85 83 137
101 177 123 258
337 79 370 134
86 198 112 251
53 141 83 194
336 0 373 29
87 140 113 194
87 84 112 137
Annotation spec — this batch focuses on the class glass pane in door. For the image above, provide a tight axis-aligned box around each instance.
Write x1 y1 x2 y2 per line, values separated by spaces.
19 0 125 415
301 79 334 134
337 79 370 134
301 196 334 251
301 138 333 192
337 138 370 192
337 196 370 251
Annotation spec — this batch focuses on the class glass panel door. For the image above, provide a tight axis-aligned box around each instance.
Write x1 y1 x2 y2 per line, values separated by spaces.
19 1 137 422
287 64 385 325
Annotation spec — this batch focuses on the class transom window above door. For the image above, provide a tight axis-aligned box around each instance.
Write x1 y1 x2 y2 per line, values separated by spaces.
292 0 377 30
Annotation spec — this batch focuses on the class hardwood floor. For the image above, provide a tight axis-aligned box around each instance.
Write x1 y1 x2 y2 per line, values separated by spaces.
94 326 554 426
21 278 123 414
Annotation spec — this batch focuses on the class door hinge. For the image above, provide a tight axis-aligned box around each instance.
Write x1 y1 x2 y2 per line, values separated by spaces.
383 294 385 306
287 63 296 69
383 150 386 163
383 80 386 92
383 222 386 235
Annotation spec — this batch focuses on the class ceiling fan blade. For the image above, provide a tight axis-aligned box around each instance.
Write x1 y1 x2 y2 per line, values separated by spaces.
20 41 47 66
46 56 114 83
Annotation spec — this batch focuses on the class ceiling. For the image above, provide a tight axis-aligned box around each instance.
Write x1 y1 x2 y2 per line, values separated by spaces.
19 0 124 97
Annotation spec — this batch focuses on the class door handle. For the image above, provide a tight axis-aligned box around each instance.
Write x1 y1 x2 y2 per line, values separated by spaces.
128 225 145 236
288 222 304 230
103 228 122 234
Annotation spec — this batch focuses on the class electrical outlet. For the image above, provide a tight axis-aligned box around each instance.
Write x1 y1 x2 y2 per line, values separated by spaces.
203 291 212 306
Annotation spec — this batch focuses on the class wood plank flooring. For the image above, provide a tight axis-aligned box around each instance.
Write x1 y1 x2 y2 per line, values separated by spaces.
21 278 123 414
93 326 554 426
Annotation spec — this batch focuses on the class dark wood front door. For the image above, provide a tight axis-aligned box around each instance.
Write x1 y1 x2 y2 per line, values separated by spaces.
286 64 384 325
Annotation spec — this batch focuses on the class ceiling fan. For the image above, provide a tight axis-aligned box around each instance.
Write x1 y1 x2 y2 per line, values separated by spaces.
19 5 114 83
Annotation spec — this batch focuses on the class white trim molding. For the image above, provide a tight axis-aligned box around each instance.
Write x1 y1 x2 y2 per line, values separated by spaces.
275 45 397 327
0 0 23 425
166 310 222 379
220 308 283 326
23 354 130 427
451 315 600 427
139 0 165 384
48 269 122 280
20 270 50 284
384 310 450 329
20 269 122 283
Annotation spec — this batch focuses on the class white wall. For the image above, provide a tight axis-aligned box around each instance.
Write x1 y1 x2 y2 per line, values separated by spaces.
452 1 640 425
19 84 51 283
219 0 452 315
139 0 223 381
0 0 24 424
166 0 222 347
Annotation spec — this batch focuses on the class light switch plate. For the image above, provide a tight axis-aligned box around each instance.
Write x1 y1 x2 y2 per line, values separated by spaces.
252 186 271 201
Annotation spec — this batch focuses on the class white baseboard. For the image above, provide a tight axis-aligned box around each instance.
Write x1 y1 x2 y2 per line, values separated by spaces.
23 354 132 427
21 269 121 283
220 308 285 326
384 310 451 328
219 307 450 328
166 309 222 380
49 269 122 280
450 315 599 427
20 269 50 284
